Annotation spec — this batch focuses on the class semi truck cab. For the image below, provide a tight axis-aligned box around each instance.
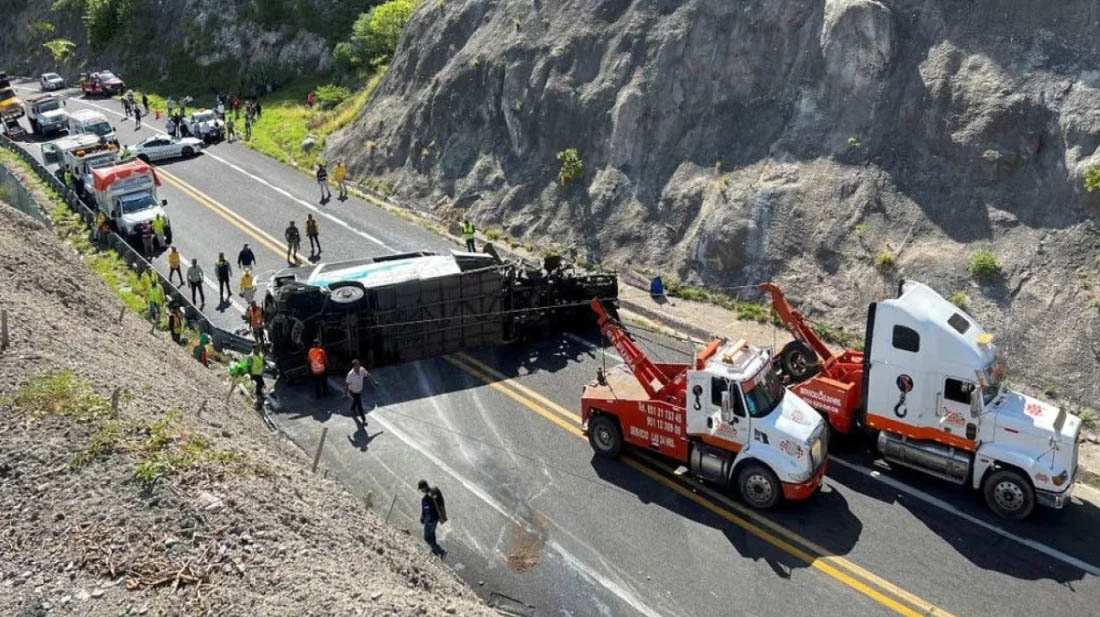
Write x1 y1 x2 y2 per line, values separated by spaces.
865 281 1081 518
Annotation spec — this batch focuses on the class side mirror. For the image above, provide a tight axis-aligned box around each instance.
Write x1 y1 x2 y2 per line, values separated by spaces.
720 390 732 422
970 389 981 418
161 199 168 207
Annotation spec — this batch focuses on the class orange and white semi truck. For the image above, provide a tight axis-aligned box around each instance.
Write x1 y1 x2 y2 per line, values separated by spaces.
764 280 1082 519
581 300 829 510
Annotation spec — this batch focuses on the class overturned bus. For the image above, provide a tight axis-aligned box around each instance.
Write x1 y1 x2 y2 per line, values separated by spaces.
263 248 618 378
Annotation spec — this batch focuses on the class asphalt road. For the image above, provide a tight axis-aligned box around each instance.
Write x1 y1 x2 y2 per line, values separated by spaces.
9 80 1100 617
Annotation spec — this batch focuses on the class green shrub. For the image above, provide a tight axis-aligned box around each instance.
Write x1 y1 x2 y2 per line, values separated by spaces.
486 227 503 241
1080 408 1096 428
968 249 1001 281
557 148 583 185
28 21 55 40
874 250 895 271
13 371 110 420
83 0 132 48
42 38 76 62
1085 165 1100 193
314 83 351 109
337 0 419 71
950 291 969 308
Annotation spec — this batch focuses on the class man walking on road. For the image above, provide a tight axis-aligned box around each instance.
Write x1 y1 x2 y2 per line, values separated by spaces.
345 359 375 424
133 105 143 130
237 243 256 270
418 480 448 558
285 221 301 265
186 258 205 308
316 163 331 203
308 340 328 399
462 219 476 252
167 246 183 286
305 214 320 256
214 252 232 305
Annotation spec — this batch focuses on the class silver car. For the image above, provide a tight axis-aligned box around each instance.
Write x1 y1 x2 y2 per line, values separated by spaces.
39 72 64 91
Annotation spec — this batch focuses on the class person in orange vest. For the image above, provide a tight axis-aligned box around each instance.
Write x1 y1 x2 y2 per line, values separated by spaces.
245 300 265 345
307 339 328 399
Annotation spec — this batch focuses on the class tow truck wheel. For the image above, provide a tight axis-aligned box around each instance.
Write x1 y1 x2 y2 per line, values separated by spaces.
780 341 819 382
983 469 1035 520
737 463 781 510
588 414 622 458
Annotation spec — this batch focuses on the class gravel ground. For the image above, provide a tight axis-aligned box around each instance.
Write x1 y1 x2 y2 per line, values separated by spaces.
0 200 496 617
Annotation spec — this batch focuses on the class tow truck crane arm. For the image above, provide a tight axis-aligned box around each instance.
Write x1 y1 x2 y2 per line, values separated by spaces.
759 282 835 364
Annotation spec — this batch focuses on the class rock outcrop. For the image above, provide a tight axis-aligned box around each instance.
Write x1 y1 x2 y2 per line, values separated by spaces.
329 0 1100 406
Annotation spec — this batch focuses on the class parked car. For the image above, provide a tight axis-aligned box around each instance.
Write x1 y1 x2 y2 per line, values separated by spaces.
40 72 64 91
129 135 203 162
68 109 117 145
80 70 124 96
180 109 224 143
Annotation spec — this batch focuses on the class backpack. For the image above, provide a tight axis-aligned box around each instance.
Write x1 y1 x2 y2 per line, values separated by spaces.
430 488 447 524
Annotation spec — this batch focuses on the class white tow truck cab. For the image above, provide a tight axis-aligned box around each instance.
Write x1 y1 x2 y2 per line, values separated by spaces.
67 109 117 145
89 160 171 245
25 94 68 136
865 281 1081 519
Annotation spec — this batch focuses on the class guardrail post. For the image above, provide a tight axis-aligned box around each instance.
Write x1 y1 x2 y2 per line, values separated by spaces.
1 309 9 351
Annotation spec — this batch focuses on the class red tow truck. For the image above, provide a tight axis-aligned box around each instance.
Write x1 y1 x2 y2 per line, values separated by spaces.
763 281 1082 519
80 71 125 97
581 300 829 510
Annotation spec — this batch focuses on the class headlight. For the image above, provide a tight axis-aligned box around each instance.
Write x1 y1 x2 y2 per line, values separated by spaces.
811 438 824 468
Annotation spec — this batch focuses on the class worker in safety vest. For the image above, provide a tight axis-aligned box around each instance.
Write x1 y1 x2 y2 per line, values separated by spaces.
147 278 165 324
307 339 328 399
462 219 475 252
248 345 265 400
239 268 255 304
245 301 264 344
93 211 108 245
333 160 348 200
152 214 166 248
167 247 183 286
168 304 184 344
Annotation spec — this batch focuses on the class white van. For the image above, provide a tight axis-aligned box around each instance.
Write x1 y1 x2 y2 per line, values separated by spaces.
67 109 117 145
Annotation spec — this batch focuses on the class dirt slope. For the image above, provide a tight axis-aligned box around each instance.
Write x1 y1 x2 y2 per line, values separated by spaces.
0 201 494 616
330 0 1100 411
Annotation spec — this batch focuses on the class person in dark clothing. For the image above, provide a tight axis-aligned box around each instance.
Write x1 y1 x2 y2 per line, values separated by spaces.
305 214 320 256
142 92 150 114
316 163 331 203
186 259 205 308
419 480 447 558
237 243 256 269
284 221 301 265
214 252 232 304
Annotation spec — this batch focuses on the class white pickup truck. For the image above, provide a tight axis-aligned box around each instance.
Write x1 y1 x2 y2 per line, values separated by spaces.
25 94 68 136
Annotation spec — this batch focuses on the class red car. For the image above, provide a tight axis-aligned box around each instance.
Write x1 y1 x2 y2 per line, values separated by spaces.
80 70 125 97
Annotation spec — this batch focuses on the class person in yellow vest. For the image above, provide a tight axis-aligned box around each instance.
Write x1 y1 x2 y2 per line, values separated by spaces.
245 300 265 344
167 246 183 286
333 159 348 200
152 213 166 248
462 219 475 252
147 278 165 324
93 211 108 246
239 268 255 302
168 303 184 344
248 345 266 401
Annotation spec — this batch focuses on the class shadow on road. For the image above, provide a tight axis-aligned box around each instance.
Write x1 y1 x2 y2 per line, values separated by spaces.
589 453 863 578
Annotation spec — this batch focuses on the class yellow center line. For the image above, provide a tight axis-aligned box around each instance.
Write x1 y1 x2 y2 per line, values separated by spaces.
446 352 959 617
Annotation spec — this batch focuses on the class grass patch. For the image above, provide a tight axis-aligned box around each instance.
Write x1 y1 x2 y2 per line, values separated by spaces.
1081 408 1096 429
950 291 969 308
874 249 896 271
485 226 503 241
70 421 123 468
133 411 245 487
968 249 1001 281
13 370 111 420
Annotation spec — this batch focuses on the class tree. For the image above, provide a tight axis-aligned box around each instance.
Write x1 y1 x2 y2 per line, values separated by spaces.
335 0 419 71
1085 165 1100 193
42 38 77 63
557 148 583 185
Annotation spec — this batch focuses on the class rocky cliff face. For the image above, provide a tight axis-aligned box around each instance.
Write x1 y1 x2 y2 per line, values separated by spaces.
1 0 371 90
329 0 1100 406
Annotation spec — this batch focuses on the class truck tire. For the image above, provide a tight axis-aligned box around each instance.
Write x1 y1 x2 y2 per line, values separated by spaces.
780 340 819 382
588 414 623 458
737 463 782 510
328 281 367 312
983 469 1035 520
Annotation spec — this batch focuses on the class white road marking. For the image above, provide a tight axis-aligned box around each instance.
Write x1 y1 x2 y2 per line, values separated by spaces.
365 406 669 617
53 92 397 252
829 456 1100 576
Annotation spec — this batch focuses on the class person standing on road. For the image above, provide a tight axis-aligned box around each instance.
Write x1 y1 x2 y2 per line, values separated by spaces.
243 114 252 141
239 268 255 304
133 105 143 130
237 243 256 270
187 258 206 308
462 219 476 252
152 213 166 247
284 221 301 265
167 246 183 286
166 97 176 117
226 116 236 142
418 480 448 558
142 92 150 114
345 359 374 424
214 252 232 304
316 163 331 203
308 339 329 399
333 160 348 200
140 223 155 257
122 96 132 118
245 300 265 344
305 214 320 256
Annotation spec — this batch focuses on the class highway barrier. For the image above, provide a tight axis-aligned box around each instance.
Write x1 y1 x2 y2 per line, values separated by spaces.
0 133 255 355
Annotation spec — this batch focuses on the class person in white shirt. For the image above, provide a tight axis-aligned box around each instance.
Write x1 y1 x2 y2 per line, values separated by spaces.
345 359 376 424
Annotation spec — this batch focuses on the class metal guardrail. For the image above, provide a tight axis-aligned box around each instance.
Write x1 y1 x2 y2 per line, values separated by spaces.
0 132 255 355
